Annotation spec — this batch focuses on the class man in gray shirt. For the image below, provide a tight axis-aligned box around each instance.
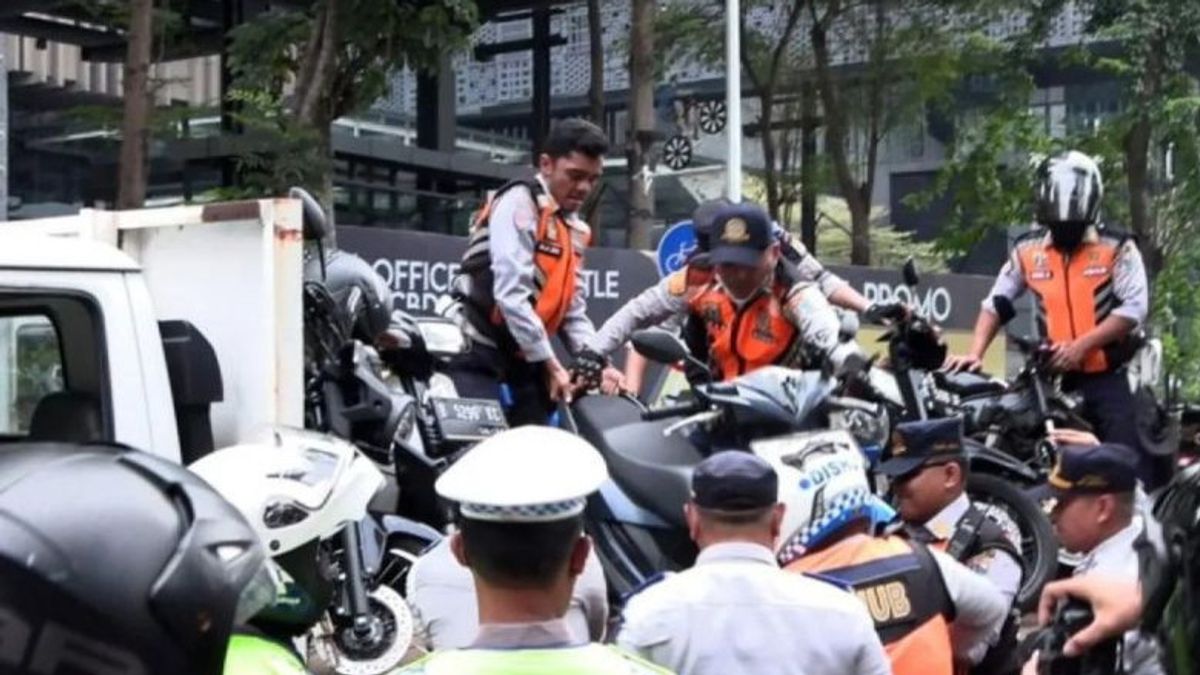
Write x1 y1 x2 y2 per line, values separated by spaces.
449 118 621 425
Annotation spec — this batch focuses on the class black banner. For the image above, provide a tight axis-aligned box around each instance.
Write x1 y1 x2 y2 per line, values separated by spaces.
338 226 661 328
338 227 995 331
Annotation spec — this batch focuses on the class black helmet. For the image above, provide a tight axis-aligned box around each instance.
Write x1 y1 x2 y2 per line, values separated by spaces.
0 443 272 675
322 249 394 343
1034 150 1103 226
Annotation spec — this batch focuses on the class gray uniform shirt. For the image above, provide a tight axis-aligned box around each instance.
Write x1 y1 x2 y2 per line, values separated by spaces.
982 226 1149 326
487 174 597 362
616 542 891 675
588 229 848 357
1072 516 1164 675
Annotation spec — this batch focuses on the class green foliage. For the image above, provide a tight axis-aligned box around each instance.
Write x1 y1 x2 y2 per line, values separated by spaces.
224 0 478 196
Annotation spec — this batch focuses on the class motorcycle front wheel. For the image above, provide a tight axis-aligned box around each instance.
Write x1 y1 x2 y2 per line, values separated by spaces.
966 473 1059 612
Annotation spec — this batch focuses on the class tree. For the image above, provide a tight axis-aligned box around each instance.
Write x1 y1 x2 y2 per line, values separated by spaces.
117 0 154 209
659 0 981 264
225 0 477 206
627 0 657 249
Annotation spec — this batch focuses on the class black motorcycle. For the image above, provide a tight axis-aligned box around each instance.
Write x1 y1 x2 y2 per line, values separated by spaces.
844 261 1059 610
566 329 891 600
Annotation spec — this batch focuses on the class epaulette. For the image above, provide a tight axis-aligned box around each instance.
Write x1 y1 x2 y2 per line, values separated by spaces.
802 570 854 593
621 570 672 604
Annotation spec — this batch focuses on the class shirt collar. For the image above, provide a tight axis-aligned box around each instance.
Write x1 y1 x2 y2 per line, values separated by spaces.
696 541 779 567
470 618 581 649
924 492 971 541
1078 516 1142 574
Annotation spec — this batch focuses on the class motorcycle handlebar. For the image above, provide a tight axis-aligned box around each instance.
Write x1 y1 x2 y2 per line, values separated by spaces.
642 400 708 421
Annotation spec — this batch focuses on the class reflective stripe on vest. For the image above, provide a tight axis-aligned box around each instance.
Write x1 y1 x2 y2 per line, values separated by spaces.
785 535 955 675
461 180 588 342
1016 235 1121 373
223 634 308 675
687 281 798 380
401 643 671 674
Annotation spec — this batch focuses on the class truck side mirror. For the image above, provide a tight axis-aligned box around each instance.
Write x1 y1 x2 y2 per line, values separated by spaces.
289 187 330 242
159 321 223 463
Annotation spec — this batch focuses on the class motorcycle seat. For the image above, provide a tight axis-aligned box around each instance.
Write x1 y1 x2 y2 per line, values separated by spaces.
572 396 701 528
935 371 1006 398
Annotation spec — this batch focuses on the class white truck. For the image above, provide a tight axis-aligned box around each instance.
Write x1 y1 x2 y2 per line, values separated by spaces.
0 199 305 462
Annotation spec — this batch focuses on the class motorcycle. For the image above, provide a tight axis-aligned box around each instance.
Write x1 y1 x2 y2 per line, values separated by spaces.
567 329 890 600
840 260 1059 610
191 428 415 675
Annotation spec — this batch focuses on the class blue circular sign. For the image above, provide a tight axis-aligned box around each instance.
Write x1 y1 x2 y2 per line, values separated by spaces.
655 220 698 278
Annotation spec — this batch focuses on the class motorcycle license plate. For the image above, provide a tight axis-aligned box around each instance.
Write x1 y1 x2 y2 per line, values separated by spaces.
430 397 508 442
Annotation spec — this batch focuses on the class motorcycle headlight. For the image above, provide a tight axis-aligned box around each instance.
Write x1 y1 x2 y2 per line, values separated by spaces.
263 500 310 530
829 403 889 452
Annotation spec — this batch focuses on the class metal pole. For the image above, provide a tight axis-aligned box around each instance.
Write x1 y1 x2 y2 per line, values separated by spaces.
725 0 741 202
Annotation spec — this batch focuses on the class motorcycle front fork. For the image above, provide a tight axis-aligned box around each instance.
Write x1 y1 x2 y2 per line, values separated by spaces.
341 525 375 636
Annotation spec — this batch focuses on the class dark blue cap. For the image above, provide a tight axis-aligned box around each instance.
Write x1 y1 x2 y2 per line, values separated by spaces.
709 203 774 266
691 450 778 511
1030 443 1138 500
878 417 965 478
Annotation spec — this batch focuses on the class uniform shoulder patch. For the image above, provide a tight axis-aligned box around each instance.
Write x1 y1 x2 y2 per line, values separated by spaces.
621 571 672 604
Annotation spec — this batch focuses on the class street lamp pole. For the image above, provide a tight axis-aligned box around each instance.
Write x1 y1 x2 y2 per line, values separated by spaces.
725 0 742 202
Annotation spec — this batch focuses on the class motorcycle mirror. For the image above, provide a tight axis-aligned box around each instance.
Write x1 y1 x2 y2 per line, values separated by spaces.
902 258 920 288
631 329 689 365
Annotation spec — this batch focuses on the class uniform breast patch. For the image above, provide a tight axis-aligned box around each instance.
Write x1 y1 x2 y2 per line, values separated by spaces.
1081 265 1108 277
1029 269 1053 281
536 240 563 257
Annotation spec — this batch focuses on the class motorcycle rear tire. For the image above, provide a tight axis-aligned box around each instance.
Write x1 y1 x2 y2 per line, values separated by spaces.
966 473 1059 612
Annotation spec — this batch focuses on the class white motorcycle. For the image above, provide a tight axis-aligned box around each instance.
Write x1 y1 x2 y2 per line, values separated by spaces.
192 427 418 675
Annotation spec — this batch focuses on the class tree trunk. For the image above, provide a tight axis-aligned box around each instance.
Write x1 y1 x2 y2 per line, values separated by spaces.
800 79 818 254
1124 114 1160 275
760 91 781 221
811 17 871 264
627 0 656 249
117 0 154 209
586 0 605 125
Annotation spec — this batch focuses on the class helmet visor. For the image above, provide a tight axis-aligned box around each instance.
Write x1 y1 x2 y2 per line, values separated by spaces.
234 558 279 625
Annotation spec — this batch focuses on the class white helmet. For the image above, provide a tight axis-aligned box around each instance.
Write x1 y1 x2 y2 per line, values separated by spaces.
190 427 384 555
753 430 875 566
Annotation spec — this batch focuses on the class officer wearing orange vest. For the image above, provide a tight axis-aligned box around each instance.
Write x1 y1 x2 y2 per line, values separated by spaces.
763 438 1008 675
450 119 624 425
679 202 849 381
944 150 1149 478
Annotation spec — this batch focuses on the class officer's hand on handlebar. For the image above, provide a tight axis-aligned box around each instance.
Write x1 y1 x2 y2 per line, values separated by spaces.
942 353 983 373
545 358 574 403
1048 340 1088 373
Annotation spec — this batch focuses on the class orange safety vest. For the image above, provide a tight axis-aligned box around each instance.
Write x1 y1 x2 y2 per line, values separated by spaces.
459 180 589 352
1014 229 1127 373
686 280 800 380
786 534 956 675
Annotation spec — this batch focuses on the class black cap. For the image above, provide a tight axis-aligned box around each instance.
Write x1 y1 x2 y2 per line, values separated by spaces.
709 203 774 266
878 417 965 478
1029 443 1138 501
692 450 778 510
